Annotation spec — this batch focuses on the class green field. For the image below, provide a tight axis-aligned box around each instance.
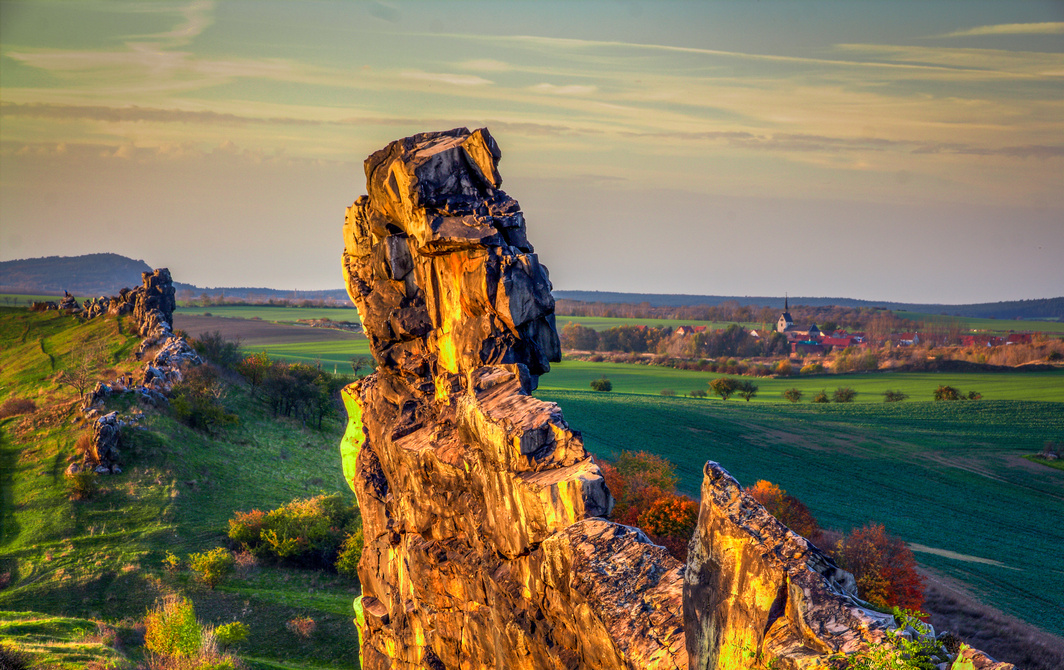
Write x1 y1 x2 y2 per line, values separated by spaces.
554 315 758 331
537 389 1064 636
245 339 373 371
541 360 1064 403
895 311 1064 335
176 304 362 323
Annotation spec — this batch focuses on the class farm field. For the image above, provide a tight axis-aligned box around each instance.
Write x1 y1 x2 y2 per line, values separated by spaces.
536 389 1064 637
554 314 758 331
540 360 1064 403
175 304 362 323
894 310 1064 335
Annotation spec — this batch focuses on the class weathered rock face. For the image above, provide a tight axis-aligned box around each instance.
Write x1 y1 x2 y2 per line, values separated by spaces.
342 129 1015 670
341 127 686 669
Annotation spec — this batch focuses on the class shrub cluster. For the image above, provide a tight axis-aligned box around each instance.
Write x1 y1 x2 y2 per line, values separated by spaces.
599 451 697 561
0 397 37 419
745 480 821 541
228 494 361 572
144 596 242 669
189 330 243 369
933 385 981 401
237 353 346 429
170 366 239 434
589 376 612 392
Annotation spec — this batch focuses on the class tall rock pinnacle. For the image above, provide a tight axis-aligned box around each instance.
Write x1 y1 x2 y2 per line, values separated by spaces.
339 129 1014 670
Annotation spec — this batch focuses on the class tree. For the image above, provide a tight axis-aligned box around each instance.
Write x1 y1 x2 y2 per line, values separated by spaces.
883 389 908 403
590 376 613 392
782 388 803 403
709 377 739 401
237 351 271 395
812 389 829 403
55 344 104 400
560 322 600 351
690 389 707 398
833 387 858 403
188 547 234 590
737 380 758 402
350 356 373 378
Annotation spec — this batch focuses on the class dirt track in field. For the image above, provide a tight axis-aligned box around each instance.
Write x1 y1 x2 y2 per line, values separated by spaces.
173 314 364 347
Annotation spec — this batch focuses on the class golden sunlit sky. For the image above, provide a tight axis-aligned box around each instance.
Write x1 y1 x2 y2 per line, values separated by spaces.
2 1 1062 303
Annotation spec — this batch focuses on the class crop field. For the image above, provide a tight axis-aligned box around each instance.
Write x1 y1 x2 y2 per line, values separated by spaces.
175 304 362 323
536 389 1064 636
554 315 758 331
894 311 1064 335
541 359 1064 403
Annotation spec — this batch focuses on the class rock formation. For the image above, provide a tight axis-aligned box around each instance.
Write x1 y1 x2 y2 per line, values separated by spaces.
340 129 1014 670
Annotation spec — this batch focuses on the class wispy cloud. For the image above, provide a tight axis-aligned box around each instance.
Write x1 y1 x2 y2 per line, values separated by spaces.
399 70 493 86
530 83 598 95
938 22 1064 38
457 59 511 72
0 102 320 126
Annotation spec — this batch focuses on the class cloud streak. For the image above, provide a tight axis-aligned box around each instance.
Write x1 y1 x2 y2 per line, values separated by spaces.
938 22 1064 38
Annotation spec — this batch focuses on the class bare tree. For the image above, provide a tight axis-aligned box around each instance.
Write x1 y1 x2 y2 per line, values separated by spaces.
55 345 104 400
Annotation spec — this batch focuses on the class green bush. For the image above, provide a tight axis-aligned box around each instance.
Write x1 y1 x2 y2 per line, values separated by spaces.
933 385 961 401
589 376 612 392
214 621 249 649
65 469 99 501
883 390 908 403
145 596 202 658
833 387 858 403
227 494 360 569
171 366 239 434
190 330 243 369
335 528 364 579
189 547 234 590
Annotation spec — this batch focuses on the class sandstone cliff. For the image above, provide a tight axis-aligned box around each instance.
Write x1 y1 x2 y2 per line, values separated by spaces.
340 129 1014 670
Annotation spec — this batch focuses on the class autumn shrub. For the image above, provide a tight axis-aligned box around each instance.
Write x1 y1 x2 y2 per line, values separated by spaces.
746 480 822 542
0 397 37 419
600 451 696 560
0 644 29 670
800 362 823 375
690 389 707 398
709 377 738 400
286 616 316 639
659 388 675 396
162 551 181 574
227 494 360 569
782 387 802 403
883 389 908 403
65 469 99 501
145 596 202 659
833 523 924 611
812 389 830 403
189 547 234 590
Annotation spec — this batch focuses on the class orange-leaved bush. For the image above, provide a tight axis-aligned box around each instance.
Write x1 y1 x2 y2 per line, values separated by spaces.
600 451 698 561
745 480 822 542
833 523 924 611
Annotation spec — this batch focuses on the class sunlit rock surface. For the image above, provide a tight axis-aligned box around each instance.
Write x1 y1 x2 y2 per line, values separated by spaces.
341 128 685 669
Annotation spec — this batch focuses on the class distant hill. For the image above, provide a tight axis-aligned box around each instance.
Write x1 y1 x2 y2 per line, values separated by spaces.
553 290 1064 321
0 253 349 301
4 254 1059 320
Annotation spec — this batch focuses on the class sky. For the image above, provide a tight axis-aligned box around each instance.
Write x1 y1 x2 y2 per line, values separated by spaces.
1 0 1062 304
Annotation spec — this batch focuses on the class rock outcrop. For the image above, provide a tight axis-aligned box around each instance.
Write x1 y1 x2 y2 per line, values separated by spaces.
341 129 1015 670
341 128 685 669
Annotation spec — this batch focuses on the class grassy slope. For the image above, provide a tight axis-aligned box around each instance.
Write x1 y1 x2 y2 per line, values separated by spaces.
0 307 360 669
537 388 1064 636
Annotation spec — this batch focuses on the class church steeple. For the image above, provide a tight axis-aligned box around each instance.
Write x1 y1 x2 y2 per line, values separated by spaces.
785 293 788 311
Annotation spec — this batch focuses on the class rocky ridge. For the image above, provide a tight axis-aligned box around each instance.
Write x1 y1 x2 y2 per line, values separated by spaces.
66 269 203 474
340 129 1014 670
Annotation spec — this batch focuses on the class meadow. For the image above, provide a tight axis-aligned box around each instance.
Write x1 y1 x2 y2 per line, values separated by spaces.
894 310 1064 334
175 304 362 323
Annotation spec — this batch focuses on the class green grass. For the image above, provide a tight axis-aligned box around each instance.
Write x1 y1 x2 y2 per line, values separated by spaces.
242 340 373 370
0 610 138 668
176 304 362 323
555 315 758 331
0 293 91 306
538 389 1064 637
894 311 1064 334
541 359 1064 403
0 307 360 669
1023 455 1064 472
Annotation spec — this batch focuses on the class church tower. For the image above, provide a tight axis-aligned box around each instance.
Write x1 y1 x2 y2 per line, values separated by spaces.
776 295 794 333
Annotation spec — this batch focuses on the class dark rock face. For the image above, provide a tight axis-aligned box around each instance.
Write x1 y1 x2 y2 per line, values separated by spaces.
342 128 684 669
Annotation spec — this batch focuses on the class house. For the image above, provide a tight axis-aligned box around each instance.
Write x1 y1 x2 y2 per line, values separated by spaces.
821 335 855 348
1006 333 1033 345
792 341 825 356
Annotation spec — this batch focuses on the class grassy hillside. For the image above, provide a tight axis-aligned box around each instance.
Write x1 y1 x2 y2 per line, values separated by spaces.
0 307 361 669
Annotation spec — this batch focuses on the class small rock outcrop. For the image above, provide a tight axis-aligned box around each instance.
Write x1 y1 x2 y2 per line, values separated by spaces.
341 130 1016 670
